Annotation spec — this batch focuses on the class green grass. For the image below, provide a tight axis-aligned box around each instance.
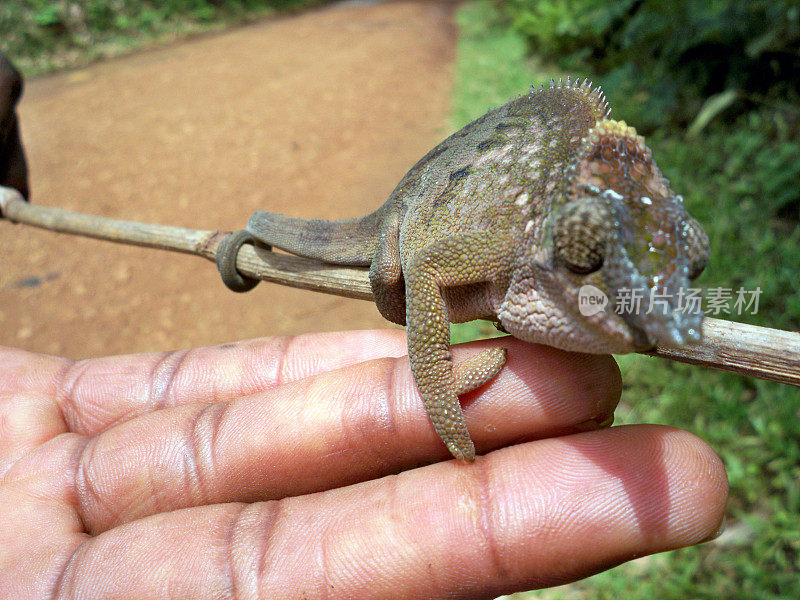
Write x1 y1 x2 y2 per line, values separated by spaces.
0 0 328 76
452 2 800 598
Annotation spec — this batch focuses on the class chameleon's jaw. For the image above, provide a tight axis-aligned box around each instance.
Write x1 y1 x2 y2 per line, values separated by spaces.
498 262 703 355
620 302 703 350
598 250 705 351
519 244 706 354
580 283 704 353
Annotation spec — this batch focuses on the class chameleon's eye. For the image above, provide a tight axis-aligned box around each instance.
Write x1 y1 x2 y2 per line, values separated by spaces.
553 199 610 275
682 217 710 279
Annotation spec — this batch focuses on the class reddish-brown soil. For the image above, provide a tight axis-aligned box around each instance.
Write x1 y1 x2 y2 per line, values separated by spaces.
0 0 456 358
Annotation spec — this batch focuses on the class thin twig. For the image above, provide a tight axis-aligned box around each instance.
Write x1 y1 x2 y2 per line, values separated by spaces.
2 186 798 387
0 187 372 300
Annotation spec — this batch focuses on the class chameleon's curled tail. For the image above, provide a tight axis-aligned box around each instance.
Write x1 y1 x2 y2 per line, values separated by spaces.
246 204 387 267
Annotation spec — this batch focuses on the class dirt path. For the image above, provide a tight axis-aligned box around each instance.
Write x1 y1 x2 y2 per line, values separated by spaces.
0 0 456 359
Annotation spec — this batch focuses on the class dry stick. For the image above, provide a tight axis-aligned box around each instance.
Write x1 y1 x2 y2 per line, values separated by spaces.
0 188 372 301
2 187 798 387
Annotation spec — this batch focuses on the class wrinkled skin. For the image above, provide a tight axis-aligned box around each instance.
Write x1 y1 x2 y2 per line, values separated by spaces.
0 52 29 200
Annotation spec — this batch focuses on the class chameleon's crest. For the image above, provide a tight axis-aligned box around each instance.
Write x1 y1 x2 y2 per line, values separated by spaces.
575 119 670 203
572 119 709 286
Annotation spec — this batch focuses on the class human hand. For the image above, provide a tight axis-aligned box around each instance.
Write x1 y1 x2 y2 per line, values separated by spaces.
0 330 727 599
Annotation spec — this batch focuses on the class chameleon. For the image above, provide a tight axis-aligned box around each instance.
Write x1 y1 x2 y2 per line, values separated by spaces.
217 78 710 462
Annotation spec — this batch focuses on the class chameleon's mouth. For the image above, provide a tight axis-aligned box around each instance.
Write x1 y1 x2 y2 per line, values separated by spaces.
622 308 703 350
615 282 704 350
602 213 706 351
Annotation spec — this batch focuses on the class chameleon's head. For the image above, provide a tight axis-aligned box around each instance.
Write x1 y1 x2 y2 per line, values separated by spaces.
533 119 710 352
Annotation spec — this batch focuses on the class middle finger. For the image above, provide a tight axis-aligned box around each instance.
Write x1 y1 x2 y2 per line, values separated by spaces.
39 340 620 533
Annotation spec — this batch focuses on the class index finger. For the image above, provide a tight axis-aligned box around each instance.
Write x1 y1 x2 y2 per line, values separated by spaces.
0 329 407 438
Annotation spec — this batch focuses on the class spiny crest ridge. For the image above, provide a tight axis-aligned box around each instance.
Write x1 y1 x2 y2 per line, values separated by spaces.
529 76 610 119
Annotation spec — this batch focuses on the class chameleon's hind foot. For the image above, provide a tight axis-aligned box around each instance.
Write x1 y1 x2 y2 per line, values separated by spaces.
452 347 507 395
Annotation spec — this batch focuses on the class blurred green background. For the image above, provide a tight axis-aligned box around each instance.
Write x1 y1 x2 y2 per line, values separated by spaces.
2 1 798 598
0 0 326 74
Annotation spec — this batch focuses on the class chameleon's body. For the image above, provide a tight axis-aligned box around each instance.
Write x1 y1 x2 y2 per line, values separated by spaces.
227 79 710 461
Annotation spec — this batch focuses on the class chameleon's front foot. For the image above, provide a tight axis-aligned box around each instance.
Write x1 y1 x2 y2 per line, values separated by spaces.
452 347 507 396
403 231 514 460
424 347 507 462
446 438 475 462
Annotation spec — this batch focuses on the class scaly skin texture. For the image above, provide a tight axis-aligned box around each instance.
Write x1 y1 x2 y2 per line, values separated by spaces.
239 79 710 461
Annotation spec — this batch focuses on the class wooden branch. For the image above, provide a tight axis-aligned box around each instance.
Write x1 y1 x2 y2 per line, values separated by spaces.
2 186 798 387
648 320 800 387
0 187 373 301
